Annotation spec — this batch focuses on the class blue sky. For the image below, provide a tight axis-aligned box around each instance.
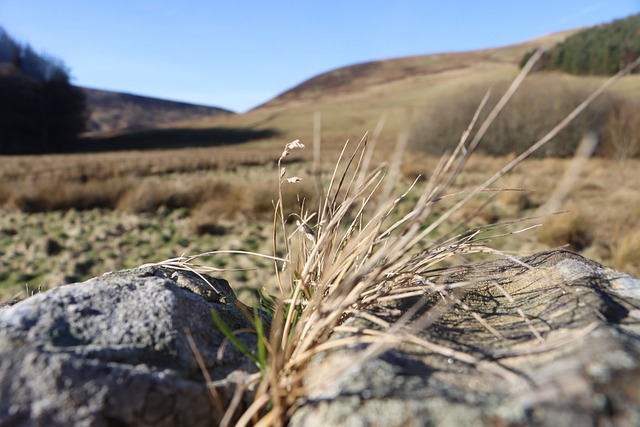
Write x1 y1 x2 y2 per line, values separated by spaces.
1 1 638 112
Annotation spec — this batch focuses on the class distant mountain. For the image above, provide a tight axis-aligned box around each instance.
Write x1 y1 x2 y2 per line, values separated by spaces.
81 87 234 135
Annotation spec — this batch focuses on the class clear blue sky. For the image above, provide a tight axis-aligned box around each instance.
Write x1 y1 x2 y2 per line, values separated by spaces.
1 1 638 112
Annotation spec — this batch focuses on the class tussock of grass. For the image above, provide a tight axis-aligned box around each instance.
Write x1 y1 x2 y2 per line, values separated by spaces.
117 177 189 213
498 188 536 211
233 54 640 426
5 178 130 212
612 228 640 275
536 209 594 251
148 52 640 426
188 203 229 236
411 73 640 158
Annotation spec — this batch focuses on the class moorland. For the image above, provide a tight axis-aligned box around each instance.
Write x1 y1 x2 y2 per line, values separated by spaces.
1 22 639 302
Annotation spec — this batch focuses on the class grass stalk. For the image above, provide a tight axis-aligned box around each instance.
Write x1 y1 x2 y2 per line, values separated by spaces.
152 51 640 426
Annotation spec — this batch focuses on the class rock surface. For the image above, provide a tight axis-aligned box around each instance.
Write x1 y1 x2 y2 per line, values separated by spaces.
291 250 640 427
0 265 261 427
1 250 639 426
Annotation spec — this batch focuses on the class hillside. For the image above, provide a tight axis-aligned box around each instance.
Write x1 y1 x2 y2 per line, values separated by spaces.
256 31 575 109
82 87 234 135
160 30 596 153
94 26 640 159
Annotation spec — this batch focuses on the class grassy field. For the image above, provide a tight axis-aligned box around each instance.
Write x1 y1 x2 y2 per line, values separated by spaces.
2 147 639 303
2 31 639 304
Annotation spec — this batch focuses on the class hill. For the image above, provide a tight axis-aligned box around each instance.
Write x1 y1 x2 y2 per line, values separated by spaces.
82 87 234 135
95 26 640 159
158 30 594 153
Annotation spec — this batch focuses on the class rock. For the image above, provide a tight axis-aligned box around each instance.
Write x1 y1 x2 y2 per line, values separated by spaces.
1 250 639 427
0 265 264 427
291 250 640 427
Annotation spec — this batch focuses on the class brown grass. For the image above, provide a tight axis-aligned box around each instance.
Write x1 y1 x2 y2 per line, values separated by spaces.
2 153 639 280
4 178 129 212
536 209 594 251
409 73 640 158
612 228 640 276
497 188 536 211
202 54 640 426
188 201 230 236
600 98 640 160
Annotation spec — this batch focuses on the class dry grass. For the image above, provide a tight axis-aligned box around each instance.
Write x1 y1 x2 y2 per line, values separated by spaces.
151 54 640 426
4 178 130 212
410 73 640 158
186 199 231 236
612 228 640 275
0 144 290 185
497 187 536 211
536 209 594 251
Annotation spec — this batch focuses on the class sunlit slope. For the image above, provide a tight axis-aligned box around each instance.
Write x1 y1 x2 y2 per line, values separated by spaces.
162 29 639 154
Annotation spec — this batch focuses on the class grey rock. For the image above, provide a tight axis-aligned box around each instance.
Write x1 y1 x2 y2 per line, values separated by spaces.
292 250 640 427
0 265 263 427
2 250 639 427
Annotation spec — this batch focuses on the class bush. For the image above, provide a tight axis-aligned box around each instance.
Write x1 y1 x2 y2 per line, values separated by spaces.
599 99 640 160
410 74 614 158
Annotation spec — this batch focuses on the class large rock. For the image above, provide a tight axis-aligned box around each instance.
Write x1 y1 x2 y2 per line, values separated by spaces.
1 250 639 426
291 250 640 426
0 265 262 427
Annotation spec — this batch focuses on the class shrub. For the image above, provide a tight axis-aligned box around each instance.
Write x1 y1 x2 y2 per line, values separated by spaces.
599 99 640 160
410 74 614 158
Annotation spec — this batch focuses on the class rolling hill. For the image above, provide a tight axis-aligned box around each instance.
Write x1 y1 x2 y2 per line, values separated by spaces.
81 87 233 135
93 26 640 157
157 30 586 151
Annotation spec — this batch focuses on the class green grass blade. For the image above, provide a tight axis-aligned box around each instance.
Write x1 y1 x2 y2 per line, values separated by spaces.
210 309 260 365
254 306 268 371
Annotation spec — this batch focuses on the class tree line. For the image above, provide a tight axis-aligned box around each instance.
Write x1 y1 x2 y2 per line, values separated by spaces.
0 26 86 154
520 13 640 75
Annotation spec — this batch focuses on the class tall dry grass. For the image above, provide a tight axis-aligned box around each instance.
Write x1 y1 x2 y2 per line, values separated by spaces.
154 53 640 426
411 72 640 159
